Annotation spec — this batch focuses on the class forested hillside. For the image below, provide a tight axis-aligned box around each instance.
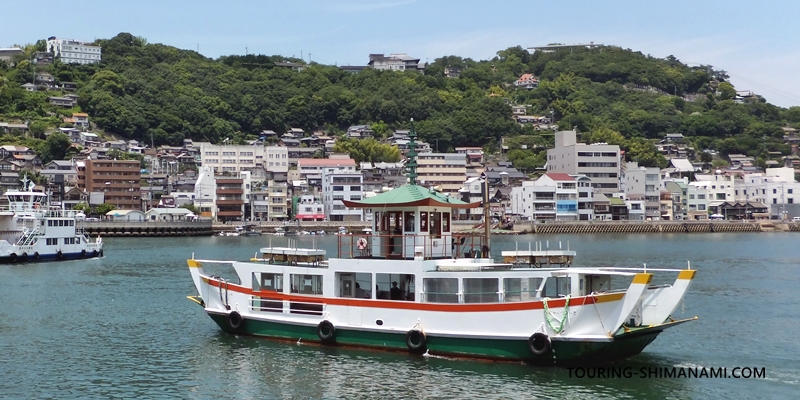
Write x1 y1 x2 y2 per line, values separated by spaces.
2 33 800 169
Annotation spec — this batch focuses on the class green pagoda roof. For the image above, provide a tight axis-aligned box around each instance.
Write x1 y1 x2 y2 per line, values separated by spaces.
342 184 479 209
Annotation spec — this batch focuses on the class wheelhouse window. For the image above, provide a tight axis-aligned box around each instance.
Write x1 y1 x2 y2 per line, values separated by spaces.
423 277 458 303
542 277 571 298
503 277 543 302
290 274 323 295
463 278 498 303
404 211 416 233
442 212 450 233
430 212 441 239
419 212 428 232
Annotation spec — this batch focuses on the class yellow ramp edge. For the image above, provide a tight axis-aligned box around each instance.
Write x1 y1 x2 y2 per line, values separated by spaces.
677 270 697 280
632 273 653 285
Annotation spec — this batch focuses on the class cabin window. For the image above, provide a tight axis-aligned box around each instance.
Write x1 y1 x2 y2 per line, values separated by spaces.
46 238 58 245
463 278 499 303
337 272 372 299
430 212 441 239
290 274 323 295
376 273 415 300
442 212 450 233
503 278 543 302
423 278 458 303
419 212 428 232
256 273 283 292
542 277 571 298
404 211 415 233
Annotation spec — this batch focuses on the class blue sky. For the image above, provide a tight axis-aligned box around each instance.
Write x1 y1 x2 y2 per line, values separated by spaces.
6 0 800 108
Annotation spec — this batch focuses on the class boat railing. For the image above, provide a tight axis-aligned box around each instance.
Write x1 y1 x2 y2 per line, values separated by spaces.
336 232 488 260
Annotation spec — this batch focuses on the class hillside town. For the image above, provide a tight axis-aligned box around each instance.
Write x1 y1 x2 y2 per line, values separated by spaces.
0 121 799 224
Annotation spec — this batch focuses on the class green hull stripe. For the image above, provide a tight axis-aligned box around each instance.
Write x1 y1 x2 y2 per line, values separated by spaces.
209 313 661 364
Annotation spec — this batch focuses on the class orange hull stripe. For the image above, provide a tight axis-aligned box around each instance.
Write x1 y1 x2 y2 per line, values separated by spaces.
202 277 624 312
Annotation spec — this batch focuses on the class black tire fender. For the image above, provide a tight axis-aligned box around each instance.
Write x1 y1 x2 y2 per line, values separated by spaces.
227 311 244 332
317 320 336 344
528 332 551 356
405 330 427 354
9 253 17 262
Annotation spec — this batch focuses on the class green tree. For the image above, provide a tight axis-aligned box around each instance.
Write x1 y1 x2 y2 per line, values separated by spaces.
333 138 401 164
39 132 71 163
95 203 117 215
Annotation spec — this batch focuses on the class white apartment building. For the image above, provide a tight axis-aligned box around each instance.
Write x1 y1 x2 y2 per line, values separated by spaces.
200 143 285 180
416 153 467 194
295 195 325 221
546 130 621 194
623 162 661 220
740 169 800 219
321 167 363 221
267 180 289 221
46 37 101 65
687 182 709 220
510 173 591 221
298 158 357 186
694 174 736 204
459 177 486 221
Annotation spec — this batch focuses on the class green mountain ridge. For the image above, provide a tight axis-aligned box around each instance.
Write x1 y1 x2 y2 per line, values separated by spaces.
1 32 799 169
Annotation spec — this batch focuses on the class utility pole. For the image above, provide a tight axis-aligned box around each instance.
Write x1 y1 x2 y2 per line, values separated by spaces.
481 172 491 257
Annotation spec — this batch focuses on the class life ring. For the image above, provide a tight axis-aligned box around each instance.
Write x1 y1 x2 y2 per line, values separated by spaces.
528 332 551 356
33 252 39 260
81 250 86 258
317 320 336 344
357 238 368 250
227 311 244 332
9 253 17 262
405 330 427 354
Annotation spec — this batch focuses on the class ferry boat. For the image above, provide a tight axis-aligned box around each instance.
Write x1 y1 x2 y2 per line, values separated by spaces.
186 128 697 365
0 178 103 263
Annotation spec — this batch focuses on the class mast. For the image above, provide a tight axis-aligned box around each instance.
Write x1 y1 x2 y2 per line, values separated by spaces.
405 118 419 185
482 172 490 256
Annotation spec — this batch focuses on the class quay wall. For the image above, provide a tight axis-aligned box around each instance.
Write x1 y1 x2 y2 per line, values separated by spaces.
84 221 213 237
451 220 798 234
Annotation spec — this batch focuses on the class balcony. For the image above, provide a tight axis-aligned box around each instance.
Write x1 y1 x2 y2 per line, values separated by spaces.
216 188 243 195
216 199 244 205
217 179 243 184
217 210 243 217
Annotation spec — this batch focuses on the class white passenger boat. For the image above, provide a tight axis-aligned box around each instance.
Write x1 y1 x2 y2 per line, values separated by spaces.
187 128 697 365
0 178 103 263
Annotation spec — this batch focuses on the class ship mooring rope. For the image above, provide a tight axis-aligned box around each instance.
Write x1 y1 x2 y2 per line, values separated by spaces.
543 295 570 334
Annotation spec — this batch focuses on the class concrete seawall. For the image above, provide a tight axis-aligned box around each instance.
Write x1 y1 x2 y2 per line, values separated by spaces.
84 221 214 237
453 221 799 234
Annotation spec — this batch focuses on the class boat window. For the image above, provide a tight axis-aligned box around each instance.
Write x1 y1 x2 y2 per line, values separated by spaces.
337 272 372 299
463 278 498 303
430 212 441 239
404 211 415 233
442 212 450 233
503 277 543 302
290 274 323 295
419 212 428 232
542 277 571 298
256 273 283 292
423 278 458 303
376 273 415 300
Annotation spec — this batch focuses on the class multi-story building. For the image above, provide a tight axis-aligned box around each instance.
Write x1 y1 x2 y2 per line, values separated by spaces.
739 168 800 219
294 195 325 221
77 159 141 210
623 162 661 220
46 37 102 65
510 173 591 221
416 153 467 194
267 180 289 221
200 143 278 180
297 158 357 187
546 130 621 194
687 182 709 220
368 53 422 71
321 167 363 221
193 166 251 222
664 180 688 220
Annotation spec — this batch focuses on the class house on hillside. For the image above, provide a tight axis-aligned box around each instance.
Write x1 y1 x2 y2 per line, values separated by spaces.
514 74 539 89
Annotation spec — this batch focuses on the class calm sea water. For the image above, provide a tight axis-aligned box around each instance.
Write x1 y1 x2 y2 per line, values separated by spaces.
1 233 798 399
